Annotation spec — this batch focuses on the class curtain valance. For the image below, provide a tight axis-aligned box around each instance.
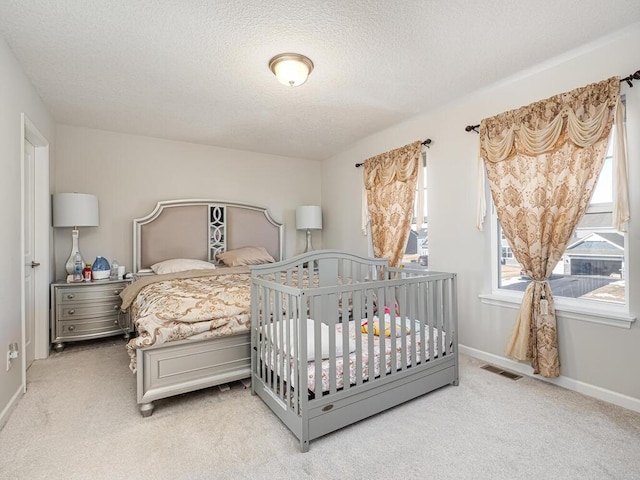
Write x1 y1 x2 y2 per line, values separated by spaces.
480 77 619 163
477 77 629 233
363 142 421 188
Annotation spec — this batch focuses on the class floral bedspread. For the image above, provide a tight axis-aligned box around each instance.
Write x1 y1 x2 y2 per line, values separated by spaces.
124 268 253 372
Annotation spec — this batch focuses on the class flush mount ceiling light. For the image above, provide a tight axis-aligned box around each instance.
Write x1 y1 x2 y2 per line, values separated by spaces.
269 53 314 87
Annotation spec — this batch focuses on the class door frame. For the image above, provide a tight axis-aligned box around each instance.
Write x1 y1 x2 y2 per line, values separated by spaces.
21 113 50 390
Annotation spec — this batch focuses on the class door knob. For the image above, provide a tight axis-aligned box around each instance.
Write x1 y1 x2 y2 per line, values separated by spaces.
31 261 41 268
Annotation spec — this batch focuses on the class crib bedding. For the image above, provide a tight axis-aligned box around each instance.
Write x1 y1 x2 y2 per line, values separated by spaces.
265 319 445 394
123 266 253 371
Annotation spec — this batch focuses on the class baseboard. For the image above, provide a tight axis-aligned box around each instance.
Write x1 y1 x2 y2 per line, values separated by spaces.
0 386 24 431
459 344 640 414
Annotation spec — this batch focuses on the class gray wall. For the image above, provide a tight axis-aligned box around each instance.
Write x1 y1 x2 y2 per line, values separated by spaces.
53 125 323 279
0 37 55 423
322 25 640 404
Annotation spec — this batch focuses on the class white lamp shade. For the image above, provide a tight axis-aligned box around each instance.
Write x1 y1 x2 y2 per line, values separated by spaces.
296 205 322 230
52 193 99 227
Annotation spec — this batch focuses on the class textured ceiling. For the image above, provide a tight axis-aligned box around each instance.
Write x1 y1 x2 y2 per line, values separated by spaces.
1 1 639 161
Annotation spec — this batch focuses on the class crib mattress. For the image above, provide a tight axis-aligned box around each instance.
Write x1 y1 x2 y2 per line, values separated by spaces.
265 320 445 394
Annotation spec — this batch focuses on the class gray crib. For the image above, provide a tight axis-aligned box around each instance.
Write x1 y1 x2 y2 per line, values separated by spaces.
250 250 458 452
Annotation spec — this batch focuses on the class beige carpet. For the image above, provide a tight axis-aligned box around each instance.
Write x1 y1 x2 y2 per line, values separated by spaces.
1 338 639 480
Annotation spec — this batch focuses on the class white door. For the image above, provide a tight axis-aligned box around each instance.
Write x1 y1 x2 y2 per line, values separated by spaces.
23 138 37 369
22 114 51 372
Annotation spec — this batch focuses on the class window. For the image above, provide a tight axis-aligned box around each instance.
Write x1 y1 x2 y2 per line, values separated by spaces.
402 152 428 268
495 138 626 306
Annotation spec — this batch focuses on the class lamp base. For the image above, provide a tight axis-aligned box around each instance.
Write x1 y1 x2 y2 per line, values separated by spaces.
65 229 85 275
304 228 314 253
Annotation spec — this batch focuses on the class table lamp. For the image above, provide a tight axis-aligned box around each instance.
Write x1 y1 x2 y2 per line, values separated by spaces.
52 193 99 274
295 205 322 253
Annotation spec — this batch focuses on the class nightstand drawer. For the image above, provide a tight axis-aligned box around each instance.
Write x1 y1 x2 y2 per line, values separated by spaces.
59 316 129 338
56 284 127 304
57 302 123 320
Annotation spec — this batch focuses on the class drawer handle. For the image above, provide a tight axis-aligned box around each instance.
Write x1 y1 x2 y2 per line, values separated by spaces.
114 290 122 295
67 309 75 315
68 325 75 331
66 294 75 300
114 305 120 310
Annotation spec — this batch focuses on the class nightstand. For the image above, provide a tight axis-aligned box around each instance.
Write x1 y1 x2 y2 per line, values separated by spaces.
50 278 132 352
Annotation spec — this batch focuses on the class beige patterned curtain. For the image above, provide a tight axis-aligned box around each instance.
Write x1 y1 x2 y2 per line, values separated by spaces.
480 77 621 378
363 141 422 267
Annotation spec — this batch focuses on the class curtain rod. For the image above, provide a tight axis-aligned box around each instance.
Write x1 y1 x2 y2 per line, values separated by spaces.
464 69 640 134
354 139 431 168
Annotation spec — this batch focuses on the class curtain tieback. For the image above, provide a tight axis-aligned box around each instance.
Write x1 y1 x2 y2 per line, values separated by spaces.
531 280 550 315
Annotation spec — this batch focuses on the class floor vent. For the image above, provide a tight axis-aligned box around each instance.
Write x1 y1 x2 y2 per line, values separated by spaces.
480 364 522 380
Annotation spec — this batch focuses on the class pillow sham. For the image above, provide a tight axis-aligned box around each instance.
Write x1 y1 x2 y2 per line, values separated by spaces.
150 258 215 275
216 246 275 267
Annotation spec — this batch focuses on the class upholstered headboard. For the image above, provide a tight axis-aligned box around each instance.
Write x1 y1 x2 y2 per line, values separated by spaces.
132 199 284 273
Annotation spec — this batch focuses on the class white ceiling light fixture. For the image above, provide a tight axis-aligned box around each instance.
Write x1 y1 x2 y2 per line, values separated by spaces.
269 53 314 87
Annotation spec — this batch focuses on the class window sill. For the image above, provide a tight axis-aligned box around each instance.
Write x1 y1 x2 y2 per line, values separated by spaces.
479 291 636 329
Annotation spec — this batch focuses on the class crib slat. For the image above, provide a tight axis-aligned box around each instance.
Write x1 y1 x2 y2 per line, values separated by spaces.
353 289 363 386
341 291 351 392
260 287 268 385
274 291 284 402
436 280 444 355
366 290 375 382
327 292 337 395
387 286 397 375
441 279 448 356
409 282 417 367
398 283 407 372
377 286 386 380
451 274 458 380
418 280 426 363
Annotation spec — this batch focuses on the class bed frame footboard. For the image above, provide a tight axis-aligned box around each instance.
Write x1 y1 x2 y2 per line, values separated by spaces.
136 333 251 416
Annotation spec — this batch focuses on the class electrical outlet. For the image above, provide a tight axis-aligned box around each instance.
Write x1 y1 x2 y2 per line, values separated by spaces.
6 343 19 371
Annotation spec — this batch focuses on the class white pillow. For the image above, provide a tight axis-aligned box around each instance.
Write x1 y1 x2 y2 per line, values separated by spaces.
269 319 356 361
150 258 216 275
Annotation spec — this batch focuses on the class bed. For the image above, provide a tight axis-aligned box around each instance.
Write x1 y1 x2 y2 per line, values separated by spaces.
122 199 283 417
250 250 459 452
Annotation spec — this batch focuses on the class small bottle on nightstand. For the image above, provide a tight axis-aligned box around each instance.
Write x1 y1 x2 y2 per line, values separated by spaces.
110 259 119 280
72 252 83 282
83 263 92 282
